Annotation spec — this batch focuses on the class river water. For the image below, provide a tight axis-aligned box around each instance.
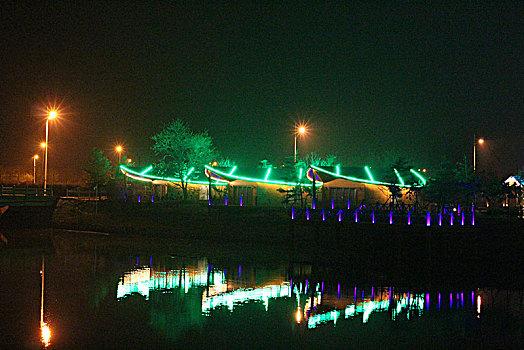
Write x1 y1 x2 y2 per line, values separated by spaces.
0 229 522 349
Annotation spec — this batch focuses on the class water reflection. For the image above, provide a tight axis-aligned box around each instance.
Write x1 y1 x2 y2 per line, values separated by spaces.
116 257 488 333
40 255 51 348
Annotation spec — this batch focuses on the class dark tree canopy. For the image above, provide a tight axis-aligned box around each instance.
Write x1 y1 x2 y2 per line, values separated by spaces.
83 147 112 189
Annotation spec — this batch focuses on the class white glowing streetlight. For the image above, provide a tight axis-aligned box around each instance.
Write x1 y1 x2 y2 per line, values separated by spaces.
33 154 39 185
294 125 307 163
44 111 57 192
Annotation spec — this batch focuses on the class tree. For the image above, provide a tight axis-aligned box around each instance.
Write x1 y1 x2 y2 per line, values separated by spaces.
84 148 112 198
151 119 216 200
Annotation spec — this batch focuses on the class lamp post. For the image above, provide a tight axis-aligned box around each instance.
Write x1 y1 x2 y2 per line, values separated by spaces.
294 125 306 163
33 154 39 185
473 136 485 172
44 111 57 192
115 145 123 164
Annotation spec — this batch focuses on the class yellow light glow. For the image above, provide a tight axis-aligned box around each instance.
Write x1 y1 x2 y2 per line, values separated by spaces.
41 322 51 347
34 154 39 159
478 138 485 145
48 111 57 120
212 161 218 166
422 169 427 173
41 142 46 148
116 145 122 153
296 307 302 323
298 126 306 134
127 158 132 163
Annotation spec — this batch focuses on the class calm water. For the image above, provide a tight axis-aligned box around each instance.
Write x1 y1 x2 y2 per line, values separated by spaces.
0 230 522 349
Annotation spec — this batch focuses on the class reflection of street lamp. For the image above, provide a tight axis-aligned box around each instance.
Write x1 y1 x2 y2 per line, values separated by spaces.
33 155 39 185
44 111 57 192
40 255 51 347
294 125 307 163
473 136 485 172
115 145 123 164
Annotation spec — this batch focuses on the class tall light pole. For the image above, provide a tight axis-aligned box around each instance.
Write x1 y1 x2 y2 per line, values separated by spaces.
294 125 306 163
473 136 485 172
33 154 39 185
115 145 123 164
44 111 57 192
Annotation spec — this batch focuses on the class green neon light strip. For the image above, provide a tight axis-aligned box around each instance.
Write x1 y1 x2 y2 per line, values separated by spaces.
264 167 271 180
364 166 375 182
205 165 321 187
410 169 427 185
310 165 412 188
120 165 227 186
336 165 340 175
229 166 237 175
393 168 405 186
183 167 195 181
140 165 153 175
299 168 303 180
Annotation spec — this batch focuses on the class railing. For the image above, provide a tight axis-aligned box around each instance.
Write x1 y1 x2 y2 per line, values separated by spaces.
0 186 53 197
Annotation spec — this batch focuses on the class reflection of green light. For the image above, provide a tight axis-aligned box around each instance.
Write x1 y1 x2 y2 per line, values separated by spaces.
311 165 411 187
365 166 375 182
229 166 237 175
120 165 227 185
264 167 271 180
140 165 153 175
393 168 405 186
206 165 320 187
410 169 426 185
183 167 195 180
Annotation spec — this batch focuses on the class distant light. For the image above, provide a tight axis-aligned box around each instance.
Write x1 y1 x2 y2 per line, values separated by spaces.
34 154 39 159
127 158 132 163
41 142 46 148
422 169 427 173
478 138 485 145
116 145 122 153
212 161 218 166
298 126 306 134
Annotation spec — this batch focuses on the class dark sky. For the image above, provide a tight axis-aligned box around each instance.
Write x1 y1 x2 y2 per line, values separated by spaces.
1 1 522 177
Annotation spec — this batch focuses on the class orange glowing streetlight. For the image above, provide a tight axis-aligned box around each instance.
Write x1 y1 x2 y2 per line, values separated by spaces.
473 136 485 172
33 155 39 185
294 125 307 163
115 145 123 164
44 110 58 192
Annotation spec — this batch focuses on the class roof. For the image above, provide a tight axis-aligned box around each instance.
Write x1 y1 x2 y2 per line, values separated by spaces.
119 165 228 186
308 165 427 188
505 175 523 187
205 165 318 187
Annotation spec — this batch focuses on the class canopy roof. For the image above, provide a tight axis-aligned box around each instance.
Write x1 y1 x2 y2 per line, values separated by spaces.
119 165 227 185
205 165 319 187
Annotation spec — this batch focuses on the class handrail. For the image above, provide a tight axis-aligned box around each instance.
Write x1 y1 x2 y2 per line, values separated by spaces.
0 186 53 197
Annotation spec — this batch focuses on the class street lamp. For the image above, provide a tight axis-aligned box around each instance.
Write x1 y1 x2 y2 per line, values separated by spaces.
294 125 307 163
473 136 485 172
44 111 57 192
33 155 39 185
115 145 123 164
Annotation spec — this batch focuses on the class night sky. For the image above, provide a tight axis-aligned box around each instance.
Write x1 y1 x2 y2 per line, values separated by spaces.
1 2 522 178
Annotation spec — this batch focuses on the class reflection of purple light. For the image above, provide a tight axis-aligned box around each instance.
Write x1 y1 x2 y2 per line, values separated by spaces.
347 199 350 210
457 204 461 214
362 290 364 299
291 207 295 220
338 210 342 222
471 211 475 225
426 293 430 310
306 208 310 220
426 212 431 226
354 286 357 300
149 256 152 266
322 209 326 221
408 212 411 225
371 286 374 300
450 212 454 225
312 199 316 209
389 287 392 302
337 284 340 298
439 212 442 226
225 195 228 206
461 212 465 225
138 195 141 203
438 293 441 310
151 194 154 203
239 265 241 278
240 195 243 206
136 256 139 266
450 293 453 308
321 281 324 294
472 291 475 305
331 198 334 210
372 210 375 224
461 292 464 307
305 280 309 293
355 209 358 222
389 211 393 224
